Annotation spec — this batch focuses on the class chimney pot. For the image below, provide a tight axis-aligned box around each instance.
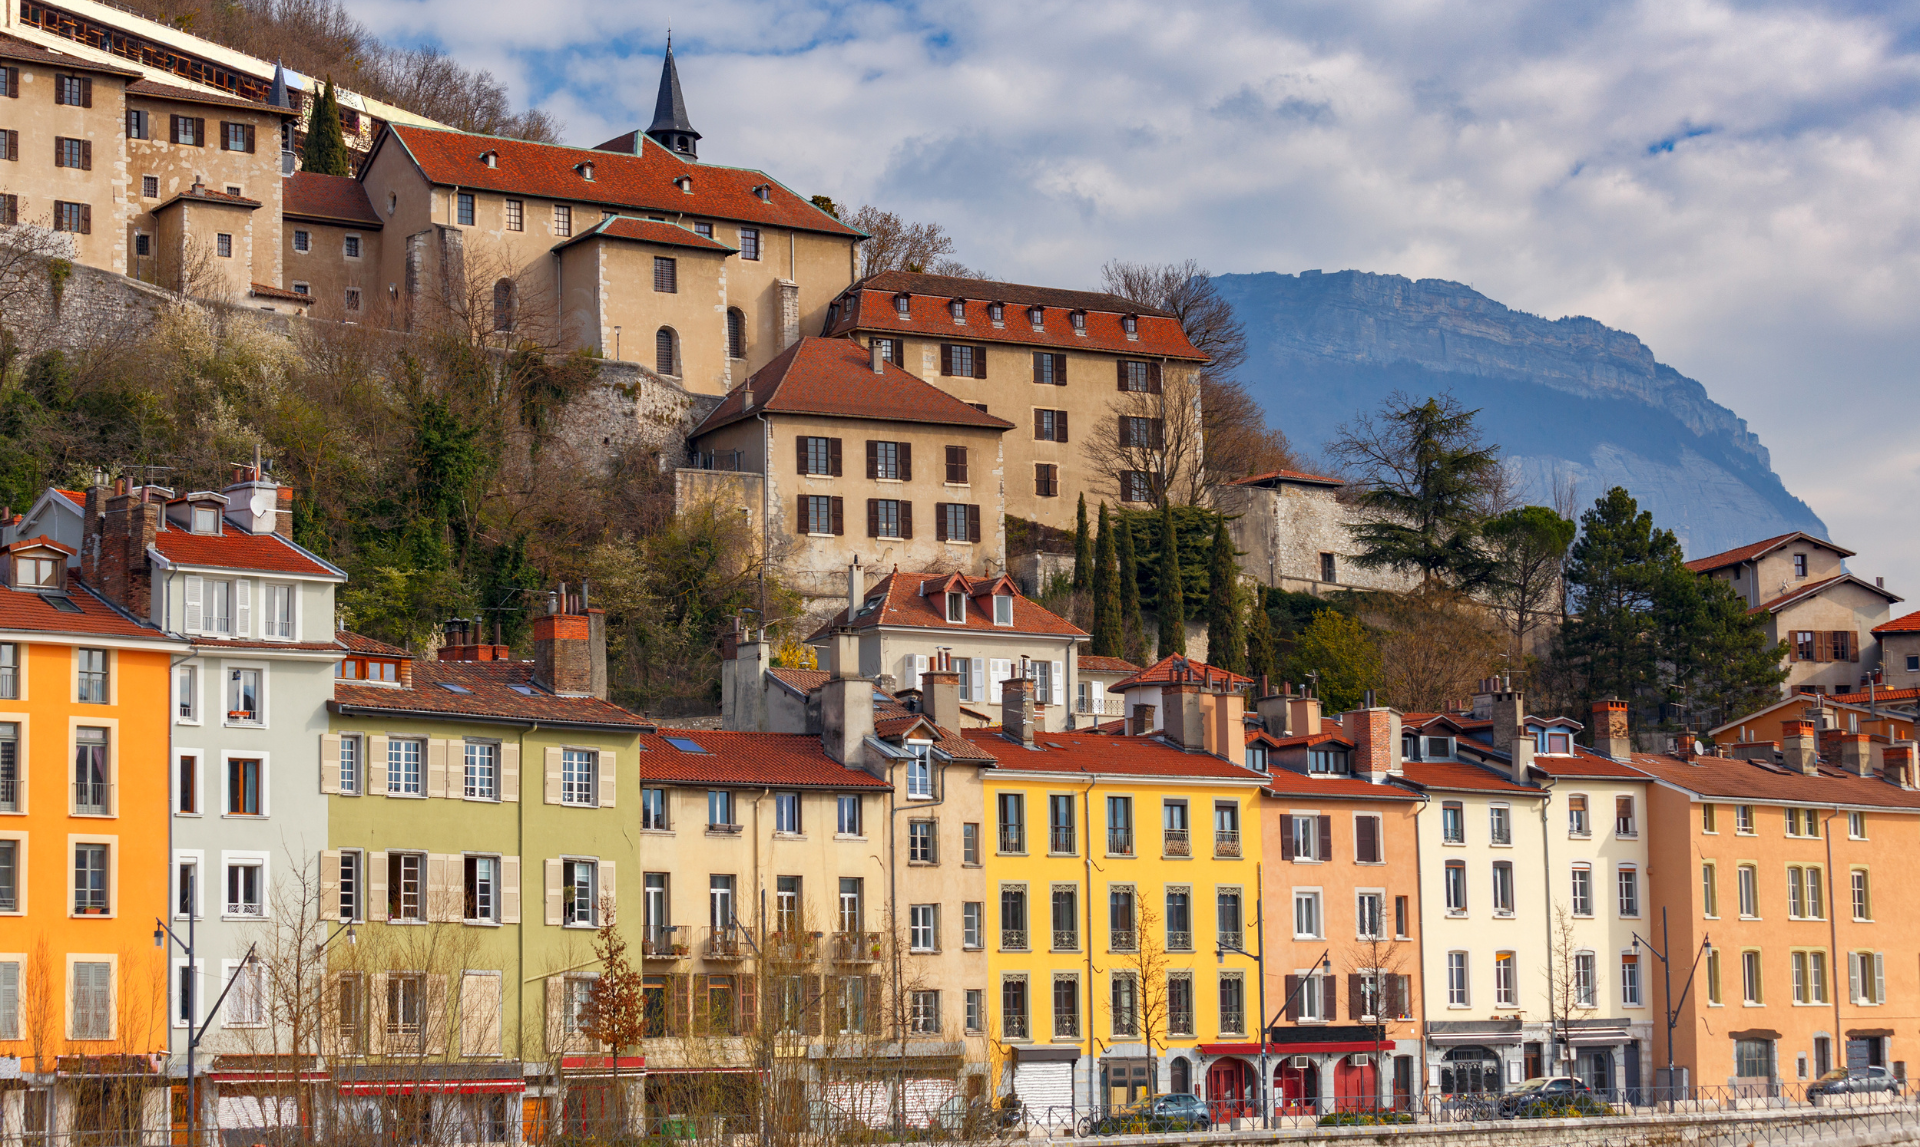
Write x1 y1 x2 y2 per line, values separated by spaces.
870 342 886 374
1001 676 1037 747
533 591 600 698
1593 699 1632 761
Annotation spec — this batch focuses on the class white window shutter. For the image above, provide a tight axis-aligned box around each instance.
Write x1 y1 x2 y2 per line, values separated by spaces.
425 974 449 1055
427 739 449 799
367 851 388 922
501 742 520 802
183 575 202 633
971 659 985 703
1874 953 1886 1004
368 972 388 1055
319 734 341 795
1850 953 1862 1004
544 859 563 925
460 972 502 1058
501 856 521 924
0 960 18 1040
426 853 450 921
544 747 562 804
368 735 388 793
598 753 615 807
1051 661 1064 706
320 850 341 921
233 578 251 637
902 654 920 692
598 861 614 913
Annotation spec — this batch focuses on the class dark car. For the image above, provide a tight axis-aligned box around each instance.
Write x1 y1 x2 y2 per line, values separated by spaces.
1497 1076 1610 1118
1809 1067 1901 1097
1089 1094 1211 1135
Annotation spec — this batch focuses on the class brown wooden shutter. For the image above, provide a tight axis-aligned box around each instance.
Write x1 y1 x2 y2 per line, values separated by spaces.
1033 410 1044 439
796 436 809 475
1283 975 1300 1021
974 347 987 379
1355 816 1375 863
1151 419 1165 449
1057 410 1068 442
898 442 911 481
670 974 691 1035
1279 819 1294 862
796 494 809 535
864 975 883 1034
79 77 91 107
1317 815 1332 861
193 117 205 146
1347 974 1362 1021
935 504 948 542
830 497 844 536
2 67 15 97
4 132 13 161
866 440 878 479
1322 976 1336 1020
1380 975 1400 1019
1117 360 1129 391
940 344 954 376
1032 351 1044 383
1851 631 1861 663
804 975 824 1036
244 124 256 153
692 974 711 1035
1395 975 1412 1018
220 121 232 151
1149 362 1163 394
968 504 981 543
957 447 969 483
899 501 912 540
80 140 90 171
738 974 757 1037
1816 631 1831 663
828 437 843 476
866 499 879 538
78 204 89 235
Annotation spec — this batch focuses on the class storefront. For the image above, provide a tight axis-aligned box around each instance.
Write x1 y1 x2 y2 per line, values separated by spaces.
333 1062 527 1144
1201 1026 1414 1117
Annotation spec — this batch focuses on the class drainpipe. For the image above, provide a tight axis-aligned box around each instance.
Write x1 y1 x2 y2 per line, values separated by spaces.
1082 776 1097 1113
1410 790 1431 1105
1537 776 1558 1074
1824 807 1842 1071
757 410 772 619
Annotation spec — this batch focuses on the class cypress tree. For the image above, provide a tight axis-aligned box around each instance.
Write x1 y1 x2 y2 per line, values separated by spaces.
1205 517 1246 673
1155 499 1186 657
1117 514 1148 665
301 78 351 177
1093 505 1123 657
1071 494 1092 592
1245 588 1277 682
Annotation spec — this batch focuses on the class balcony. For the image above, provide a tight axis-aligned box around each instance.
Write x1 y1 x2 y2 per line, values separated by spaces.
1003 1014 1029 1040
1110 928 1137 953
642 925 688 961
998 825 1025 854
1214 829 1242 858
1166 930 1193 952
1218 930 1244 953
73 780 109 815
704 924 748 961
1076 697 1125 717
768 931 819 961
1053 1012 1079 1039
1051 929 1078 952
832 931 882 963
706 821 743 836
1000 929 1029 952
1106 828 1133 856
1221 1007 1246 1035
1163 828 1191 858
0 775 15 812
226 900 264 918
1048 826 1075 854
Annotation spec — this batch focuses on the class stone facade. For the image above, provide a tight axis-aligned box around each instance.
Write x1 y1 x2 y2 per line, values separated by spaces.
1216 471 1422 597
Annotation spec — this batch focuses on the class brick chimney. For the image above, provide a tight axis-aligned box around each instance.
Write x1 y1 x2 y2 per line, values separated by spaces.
1782 720 1819 776
1593 699 1631 761
1835 733 1872 778
921 650 961 731
81 476 161 613
1001 674 1036 748
1489 683 1524 756
532 585 603 699
437 617 512 662
1345 706 1403 784
1884 744 1915 789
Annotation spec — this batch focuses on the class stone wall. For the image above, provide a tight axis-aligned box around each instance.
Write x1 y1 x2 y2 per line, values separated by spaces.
1217 479 1422 597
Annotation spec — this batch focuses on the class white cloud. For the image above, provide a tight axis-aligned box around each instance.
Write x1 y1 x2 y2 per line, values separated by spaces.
347 0 1920 587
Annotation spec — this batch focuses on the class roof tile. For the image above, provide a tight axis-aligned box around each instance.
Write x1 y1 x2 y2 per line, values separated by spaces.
556 215 736 253
968 728 1268 780
0 576 175 640
638 730 891 788
335 660 650 727
284 172 382 226
152 526 342 578
807 569 1086 641
1685 532 1850 574
694 338 1015 437
1108 654 1253 692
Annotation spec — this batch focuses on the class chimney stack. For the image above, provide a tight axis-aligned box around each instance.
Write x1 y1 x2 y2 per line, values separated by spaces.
1782 720 1819 776
1593 699 1632 761
1209 685 1245 762
221 451 287 537
1345 705 1402 783
870 341 886 374
81 474 161 612
1732 740 1778 762
1836 733 1872 778
532 587 603 699
1883 744 1915 789
1163 678 1207 751
1288 693 1322 738
922 649 960 731
1489 684 1525 756
1001 674 1036 748
1254 681 1293 736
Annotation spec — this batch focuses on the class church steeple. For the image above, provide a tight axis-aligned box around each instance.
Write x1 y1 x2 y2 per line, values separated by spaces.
645 35 701 161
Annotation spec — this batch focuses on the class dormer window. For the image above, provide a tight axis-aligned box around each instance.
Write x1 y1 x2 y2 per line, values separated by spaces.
575 161 595 181
992 594 1013 626
1070 311 1087 333
1402 731 1419 760
1247 744 1268 772
192 506 219 534
673 175 692 194
479 149 498 168
1424 736 1454 760
1027 306 1044 329
988 302 1004 323
945 592 965 623
895 294 911 318
753 184 771 201
1122 314 1138 337
949 299 965 322
1308 747 1350 775
1537 730 1573 755
14 556 58 590
855 593 883 618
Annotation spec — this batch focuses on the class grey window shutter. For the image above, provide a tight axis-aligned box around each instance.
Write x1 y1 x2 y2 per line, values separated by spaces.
1283 975 1300 1022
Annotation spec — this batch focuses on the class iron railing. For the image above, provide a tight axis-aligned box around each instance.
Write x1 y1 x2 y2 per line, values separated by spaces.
1215 828 1243 857
1163 828 1191 857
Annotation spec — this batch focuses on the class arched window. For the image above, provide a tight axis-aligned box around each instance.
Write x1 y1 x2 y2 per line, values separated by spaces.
1169 1057 1191 1096
492 279 515 333
655 327 677 375
727 308 746 359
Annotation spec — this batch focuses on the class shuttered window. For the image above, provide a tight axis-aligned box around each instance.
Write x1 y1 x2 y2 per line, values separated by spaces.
944 446 968 484
801 496 843 536
935 503 980 543
654 328 676 375
1118 360 1162 393
1033 409 1068 442
71 961 111 1039
54 75 91 107
0 131 15 162
170 115 204 146
220 121 255 152
653 256 677 293
1034 464 1058 498
1032 352 1066 385
53 201 89 234
54 137 88 169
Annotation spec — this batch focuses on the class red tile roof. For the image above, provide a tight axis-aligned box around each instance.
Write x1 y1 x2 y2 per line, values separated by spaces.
0 34 139 77
637 730 892 788
1077 655 1141 674
1228 469 1346 488
968 728 1268 780
873 713 997 761
283 172 382 226
1260 773 1420 800
826 272 1207 363
128 77 283 112
0 575 178 641
335 660 651 728
1525 745 1649 780
338 631 411 657
807 569 1087 641
6 534 72 555
1873 610 1920 635
1749 573 1901 615
54 489 84 508
1825 685 1920 706
152 526 343 578
1623 751 1920 809
250 282 312 303
693 337 1015 437
1260 730 1351 750
380 124 859 238
555 215 737 253
193 637 342 651
1685 532 1852 573
155 185 262 211
767 667 830 696
1108 655 1253 692
1399 759 1540 794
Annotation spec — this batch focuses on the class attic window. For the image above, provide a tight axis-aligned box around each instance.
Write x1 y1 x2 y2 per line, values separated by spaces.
1424 736 1454 760
752 184 771 201
945 592 965 624
992 594 1013 626
673 175 692 194
949 299 965 322
192 506 219 534
479 149 498 168
1070 311 1087 333
438 682 473 694
1308 747 1349 775
855 594 883 617
14 556 59 591
664 736 709 753
1539 730 1572 755
44 593 82 613
509 684 536 696
894 294 911 318
988 302 1004 323
575 161 595 181
1122 314 1138 337
1027 306 1044 329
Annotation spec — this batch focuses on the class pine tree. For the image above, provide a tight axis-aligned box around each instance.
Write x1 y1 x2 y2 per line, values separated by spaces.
1155 499 1186 657
1332 394 1501 590
1245 586 1277 683
1117 514 1148 665
1205 518 1246 673
301 78 350 177
1093 505 1123 657
1071 494 1092 593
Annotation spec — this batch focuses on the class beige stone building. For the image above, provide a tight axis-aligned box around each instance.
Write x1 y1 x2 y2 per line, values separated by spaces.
280 170 382 319
1686 532 1904 696
1215 468 1422 597
823 270 1208 531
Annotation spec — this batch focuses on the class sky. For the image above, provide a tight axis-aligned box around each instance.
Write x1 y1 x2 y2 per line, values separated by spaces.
348 0 1920 592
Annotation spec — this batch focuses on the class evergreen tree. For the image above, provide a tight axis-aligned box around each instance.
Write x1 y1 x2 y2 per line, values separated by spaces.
1330 393 1501 590
1071 493 1092 592
1245 587 1277 683
1155 499 1186 657
301 78 351 177
1093 505 1123 657
1295 608 1381 713
1205 517 1246 673
1117 514 1148 665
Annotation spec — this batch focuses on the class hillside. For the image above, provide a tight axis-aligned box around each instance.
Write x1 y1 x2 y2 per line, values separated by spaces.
1213 270 1827 558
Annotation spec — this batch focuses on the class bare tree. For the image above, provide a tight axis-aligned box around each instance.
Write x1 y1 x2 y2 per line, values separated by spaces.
1544 906 1586 1076
1098 260 1246 378
1081 371 1205 508
1370 588 1507 713
1342 928 1416 1110
1197 376 1303 495
843 206 977 278
1117 902 1171 1097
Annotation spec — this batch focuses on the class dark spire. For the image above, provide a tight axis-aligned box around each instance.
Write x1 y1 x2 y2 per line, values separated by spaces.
644 36 700 160
268 59 291 109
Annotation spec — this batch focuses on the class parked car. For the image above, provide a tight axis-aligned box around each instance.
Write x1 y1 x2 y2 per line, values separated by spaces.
1498 1076 1612 1118
1809 1067 1901 1097
1087 1094 1212 1134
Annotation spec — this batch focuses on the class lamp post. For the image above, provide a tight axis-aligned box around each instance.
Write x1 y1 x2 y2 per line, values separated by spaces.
1219 876 1327 1131
1630 906 1709 1110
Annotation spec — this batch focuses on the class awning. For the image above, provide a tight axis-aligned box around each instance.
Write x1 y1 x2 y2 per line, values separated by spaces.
1565 1030 1632 1047
1199 1042 1398 1057
337 1080 525 1096
1423 1031 1524 1046
206 1072 329 1084
561 1056 645 1075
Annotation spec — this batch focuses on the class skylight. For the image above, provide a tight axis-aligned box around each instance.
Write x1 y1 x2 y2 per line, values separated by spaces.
664 736 708 753
509 684 536 696
438 683 472 694
44 594 82 613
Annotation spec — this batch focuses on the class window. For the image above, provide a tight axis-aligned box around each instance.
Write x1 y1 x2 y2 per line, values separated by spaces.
1850 951 1885 1005
1795 631 1815 660
1489 804 1510 845
1573 952 1596 1006
55 73 90 105
1288 888 1324 939
908 819 937 862
1794 553 1809 578
1047 884 1079 951
1706 948 1722 1005
1109 885 1137 950
993 595 1013 626
1614 952 1642 1007
1033 408 1068 445
225 860 262 916
51 200 89 234
1738 865 1758 917
54 136 89 169
72 842 110 914
1849 811 1865 839
1792 951 1829 1004
1736 1037 1770 1077
1491 862 1514 916
1742 951 1763 1003
174 661 198 721
774 790 801 834
1703 803 1717 833
1441 802 1464 844
564 860 598 926
944 445 970 484
1852 870 1871 920
1615 796 1636 836
942 344 983 378
387 853 423 920
910 904 937 952
1105 795 1133 855
1110 973 1139 1036
963 901 983 948
1308 747 1349 774
964 988 984 1034
215 233 233 258
1494 952 1517 1006
837 794 862 836
1571 864 1593 917
0 726 18 815
1001 977 1029 1039
562 749 597 806
385 973 424 1048
553 204 572 236
1288 813 1322 861
0 840 15 912
337 736 359 796
74 727 108 815
1218 974 1245 1034
457 741 497 800
866 497 905 539
226 668 261 723
77 648 108 703
836 878 862 932
226 757 261 816
388 739 422 796
739 228 761 260
1568 794 1590 836
1119 416 1163 449
963 823 980 865
338 851 360 922
1702 863 1718 917
1071 311 1087 332
1000 884 1028 950
344 288 361 312
1166 888 1192 950
1737 805 1755 833
1217 888 1243 950
1443 861 1467 914
707 789 735 828
454 191 475 226
800 435 840 477
909 989 940 1034
649 255 678 293
1446 952 1469 1006
1617 866 1640 917
70 960 111 1039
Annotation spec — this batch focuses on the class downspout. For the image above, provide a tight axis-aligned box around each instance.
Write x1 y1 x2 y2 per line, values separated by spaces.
1082 775 1097 1114
1537 776 1558 1073
757 410 772 620
1824 808 1842 1069
520 720 536 1069
1410 790 1432 1103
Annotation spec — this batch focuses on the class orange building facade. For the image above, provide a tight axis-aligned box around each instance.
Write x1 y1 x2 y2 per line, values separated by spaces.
0 537 185 1135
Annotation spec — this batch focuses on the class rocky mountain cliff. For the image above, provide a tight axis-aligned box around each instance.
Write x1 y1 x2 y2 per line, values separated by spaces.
1213 270 1827 558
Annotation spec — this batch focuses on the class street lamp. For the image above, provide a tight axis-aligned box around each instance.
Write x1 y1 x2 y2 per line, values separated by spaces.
156 880 261 1147
1631 906 1711 1109
1218 881 1330 1131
